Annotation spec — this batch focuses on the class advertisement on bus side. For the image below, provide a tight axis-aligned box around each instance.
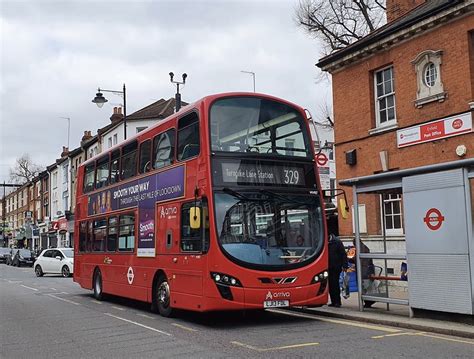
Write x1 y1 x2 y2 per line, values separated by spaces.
87 165 186 257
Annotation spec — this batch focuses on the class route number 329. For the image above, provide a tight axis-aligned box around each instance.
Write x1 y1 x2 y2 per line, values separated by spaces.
284 169 300 184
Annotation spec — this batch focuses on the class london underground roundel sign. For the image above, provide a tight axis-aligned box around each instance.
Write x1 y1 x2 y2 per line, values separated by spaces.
423 208 445 231
316 153 328 166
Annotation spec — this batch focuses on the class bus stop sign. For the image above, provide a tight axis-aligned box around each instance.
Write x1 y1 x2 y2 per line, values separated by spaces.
316 153 328 166
423 207 445 231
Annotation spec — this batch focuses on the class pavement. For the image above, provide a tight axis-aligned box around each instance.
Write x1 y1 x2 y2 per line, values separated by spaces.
298 292 474 339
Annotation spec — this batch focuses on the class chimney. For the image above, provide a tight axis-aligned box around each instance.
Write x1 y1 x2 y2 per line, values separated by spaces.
386 0 425 23
80 130 92 146
110 106 124 123
61 146 69 158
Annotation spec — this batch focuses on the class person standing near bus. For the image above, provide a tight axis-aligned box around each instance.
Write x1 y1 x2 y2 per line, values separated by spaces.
328 233 348 307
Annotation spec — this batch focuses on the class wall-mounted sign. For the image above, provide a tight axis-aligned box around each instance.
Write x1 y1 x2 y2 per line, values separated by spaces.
397 111 472 148
423 208 445 231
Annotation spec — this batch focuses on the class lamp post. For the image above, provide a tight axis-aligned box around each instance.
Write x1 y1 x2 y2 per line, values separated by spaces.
59 117 70 149
92 84 127 139
169 72 187 112
240 70 255 92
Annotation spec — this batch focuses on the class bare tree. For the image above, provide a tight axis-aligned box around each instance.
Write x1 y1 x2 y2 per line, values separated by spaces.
295 0 386 54
9 154 42 184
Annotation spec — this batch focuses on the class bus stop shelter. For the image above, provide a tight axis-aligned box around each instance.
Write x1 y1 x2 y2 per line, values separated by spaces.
339 158 474 317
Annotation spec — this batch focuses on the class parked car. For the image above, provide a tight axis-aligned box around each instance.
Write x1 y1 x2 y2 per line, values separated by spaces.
11 249 36 267
34 248 74 277
0 247 11 263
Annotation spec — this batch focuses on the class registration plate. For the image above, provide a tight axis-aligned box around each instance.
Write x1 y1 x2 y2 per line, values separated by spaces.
263 300 289 308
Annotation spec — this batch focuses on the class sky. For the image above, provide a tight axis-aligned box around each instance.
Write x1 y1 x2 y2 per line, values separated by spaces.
0 0 333 183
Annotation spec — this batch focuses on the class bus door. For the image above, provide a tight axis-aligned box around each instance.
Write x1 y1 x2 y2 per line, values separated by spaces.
169 200 209 299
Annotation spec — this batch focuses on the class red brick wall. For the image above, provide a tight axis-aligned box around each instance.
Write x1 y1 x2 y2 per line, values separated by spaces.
386 0 426 23
332 14 474 237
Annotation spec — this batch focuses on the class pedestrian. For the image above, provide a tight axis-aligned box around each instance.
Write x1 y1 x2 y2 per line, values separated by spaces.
357 239 376 308
328 233 348 307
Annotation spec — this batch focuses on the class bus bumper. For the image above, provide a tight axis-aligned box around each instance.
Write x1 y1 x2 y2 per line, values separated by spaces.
203 280 327 311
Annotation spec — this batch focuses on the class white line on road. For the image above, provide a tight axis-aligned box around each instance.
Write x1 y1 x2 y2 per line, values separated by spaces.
136 313 154 319
104 313 171 336
171 323 198 332
20 284 38 291
47 294 81 306
50 288 57 291
112 306 126 311
91 300 103 305
8 280 22 284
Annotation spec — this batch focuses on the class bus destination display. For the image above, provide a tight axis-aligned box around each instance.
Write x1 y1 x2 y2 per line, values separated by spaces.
220 161 306 186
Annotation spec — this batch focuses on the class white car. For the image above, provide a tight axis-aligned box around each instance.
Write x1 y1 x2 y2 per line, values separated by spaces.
34 248 74 278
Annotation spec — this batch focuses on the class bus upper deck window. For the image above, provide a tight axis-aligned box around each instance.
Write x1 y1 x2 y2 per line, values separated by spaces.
95 155 110 189
139 140 152 174
83 163 95 193
110 150 120 184
120 141 138 180
177 112 200 161
153 129 175 169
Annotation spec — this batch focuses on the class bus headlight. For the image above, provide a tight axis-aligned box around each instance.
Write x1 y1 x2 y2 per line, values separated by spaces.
211 272 242 287
311 271 329 284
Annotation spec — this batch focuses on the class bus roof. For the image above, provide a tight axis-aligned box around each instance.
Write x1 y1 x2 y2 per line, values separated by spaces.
81 92 305 166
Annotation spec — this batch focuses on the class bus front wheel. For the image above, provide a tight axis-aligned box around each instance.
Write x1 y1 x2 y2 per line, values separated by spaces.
155 275 173 317
93 269 103 300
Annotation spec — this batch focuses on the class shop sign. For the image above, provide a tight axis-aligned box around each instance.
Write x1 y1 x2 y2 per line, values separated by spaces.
397 112 472 148
49 221 59 232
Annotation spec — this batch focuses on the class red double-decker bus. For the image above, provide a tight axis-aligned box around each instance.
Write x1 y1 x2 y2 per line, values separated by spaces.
74 92 328 316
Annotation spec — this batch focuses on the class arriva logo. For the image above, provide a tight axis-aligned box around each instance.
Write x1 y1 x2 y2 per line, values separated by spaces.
160 206 178 218
265 291 291 300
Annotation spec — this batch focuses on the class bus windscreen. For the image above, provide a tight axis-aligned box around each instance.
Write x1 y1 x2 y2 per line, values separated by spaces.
210 97 311 158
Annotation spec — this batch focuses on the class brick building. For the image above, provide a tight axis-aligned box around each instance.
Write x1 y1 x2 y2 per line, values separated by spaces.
318 0 474 239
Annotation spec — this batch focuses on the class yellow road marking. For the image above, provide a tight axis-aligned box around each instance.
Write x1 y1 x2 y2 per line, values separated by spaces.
172 323 198 332
231 341 319 352
91 300 103 305
268 309 401 333
415 333 474 345
373 331 474 345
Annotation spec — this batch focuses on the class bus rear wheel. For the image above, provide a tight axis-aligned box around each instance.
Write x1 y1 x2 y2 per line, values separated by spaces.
93 269 104 300
155 275 173 317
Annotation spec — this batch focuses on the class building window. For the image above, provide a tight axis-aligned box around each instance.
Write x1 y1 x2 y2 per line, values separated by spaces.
412 50 445 107
381 194 403 235
63 164 68 184
136 126 147 133
108 137 113 148
113 134 118 145
424 62 437 87
374 66 396 128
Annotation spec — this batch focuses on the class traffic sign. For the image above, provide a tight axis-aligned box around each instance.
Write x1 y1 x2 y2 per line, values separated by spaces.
316 153 328 166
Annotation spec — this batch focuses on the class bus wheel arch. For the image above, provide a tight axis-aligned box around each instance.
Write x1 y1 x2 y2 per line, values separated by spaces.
151 270 173 317
93 267 104 300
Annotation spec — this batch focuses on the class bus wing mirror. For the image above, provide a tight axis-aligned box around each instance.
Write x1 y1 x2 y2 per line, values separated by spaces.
339 198 349 220
190 207 201 229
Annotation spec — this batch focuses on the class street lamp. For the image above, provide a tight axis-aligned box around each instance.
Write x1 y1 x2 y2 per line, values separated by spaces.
169 72 187 112
92 84 127 139
59 117 70 149
240 70 255 92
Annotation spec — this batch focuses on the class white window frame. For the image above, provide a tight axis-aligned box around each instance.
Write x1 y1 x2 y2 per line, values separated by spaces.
380 194 404 236
374 65 397 129
412 50 445 108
